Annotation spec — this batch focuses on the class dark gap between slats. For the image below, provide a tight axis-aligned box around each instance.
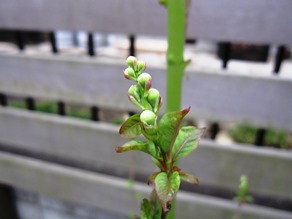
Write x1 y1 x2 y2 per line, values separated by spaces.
57 101 66 116
87 32 95 57
49 31 58 54
0 94 8 106
209 122 220 140
129 35 135 56
91 106 99 121
218 42 231 69
273 45 286 74
15 31 25 51
0 184 20 219
255 128 266 146
25 98 35 111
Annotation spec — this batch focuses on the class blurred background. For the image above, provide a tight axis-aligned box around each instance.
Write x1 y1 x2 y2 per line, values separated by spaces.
0 0 291 219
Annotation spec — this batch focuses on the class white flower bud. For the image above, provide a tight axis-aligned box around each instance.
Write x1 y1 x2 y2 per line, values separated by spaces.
138 73 152 92
147 88 162 113
126 56 137 69
140 110 156 127
123 67 136 80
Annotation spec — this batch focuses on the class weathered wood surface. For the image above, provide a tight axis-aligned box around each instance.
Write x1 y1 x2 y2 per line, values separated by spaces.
188 0 292 45
0 54 292 131
0 151 291 219
0 0 291 45
0 107 291 200
15 189 127 219
0 0 167 35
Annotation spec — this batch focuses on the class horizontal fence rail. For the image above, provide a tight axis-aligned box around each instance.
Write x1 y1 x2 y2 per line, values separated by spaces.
0 54 291 131
0 107 291 200
0 0 291 45
0 151 291 219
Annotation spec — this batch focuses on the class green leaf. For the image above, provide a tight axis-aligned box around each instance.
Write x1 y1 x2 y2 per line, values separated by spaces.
140 191 162 219
169 171 180 198
154 172 168 204
141 199 151 219
154 171 180 208
172 126 205 161
179 172 199 185
149 190 162 219
119 114 142 138
158 107 190 153
115 140 160 160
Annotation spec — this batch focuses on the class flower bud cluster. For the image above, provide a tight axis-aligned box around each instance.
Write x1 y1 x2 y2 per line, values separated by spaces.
125 56 162 114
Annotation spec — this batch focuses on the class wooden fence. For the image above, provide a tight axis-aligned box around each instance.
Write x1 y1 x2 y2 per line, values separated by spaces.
0 0 292 218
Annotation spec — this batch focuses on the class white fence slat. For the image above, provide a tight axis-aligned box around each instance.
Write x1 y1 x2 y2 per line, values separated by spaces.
0 54 292 131
0 0 167 36
188 0 292 45
0 107 291 200
0 0 291 45
0 151 291 219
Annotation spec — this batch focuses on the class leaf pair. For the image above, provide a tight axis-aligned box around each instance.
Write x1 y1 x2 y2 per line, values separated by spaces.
158 107 205 162
118 108 205 164
154 172 180 212
149 170 199 212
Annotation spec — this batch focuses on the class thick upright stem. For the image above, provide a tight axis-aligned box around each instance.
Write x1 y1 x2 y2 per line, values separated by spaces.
166 0 186 113
165 0 187 218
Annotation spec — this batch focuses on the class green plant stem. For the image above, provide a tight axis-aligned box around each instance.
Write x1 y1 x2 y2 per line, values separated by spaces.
166 0 186 113
165 0 187 219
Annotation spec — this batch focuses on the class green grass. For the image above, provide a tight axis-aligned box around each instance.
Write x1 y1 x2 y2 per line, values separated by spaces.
8 99 126 124
66 106 91 120
229 124 292 149
9 99 91 120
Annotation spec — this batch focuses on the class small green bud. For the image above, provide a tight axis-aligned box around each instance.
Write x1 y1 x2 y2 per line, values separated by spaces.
138 73 152 92
239 175 249 196
140 110 156 127
123 67 136 80
147 88 162 113
234 175 253 205
137 61 146 76
128 85 144 109
126 56 137 70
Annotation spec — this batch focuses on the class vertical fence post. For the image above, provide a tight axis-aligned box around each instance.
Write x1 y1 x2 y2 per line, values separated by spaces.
129 35 135 56
209 123 220 140
255 128 266 146
57 101 66 116
219 42 231 69
49 31 59 54
15 31 25 51
87 32 95 57
25 97 36 111
0 184 20 219
0 94 8 106
91 106 100 121
273 45 286 74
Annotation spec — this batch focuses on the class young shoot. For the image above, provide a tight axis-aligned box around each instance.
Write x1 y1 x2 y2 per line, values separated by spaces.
116 56 205 218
